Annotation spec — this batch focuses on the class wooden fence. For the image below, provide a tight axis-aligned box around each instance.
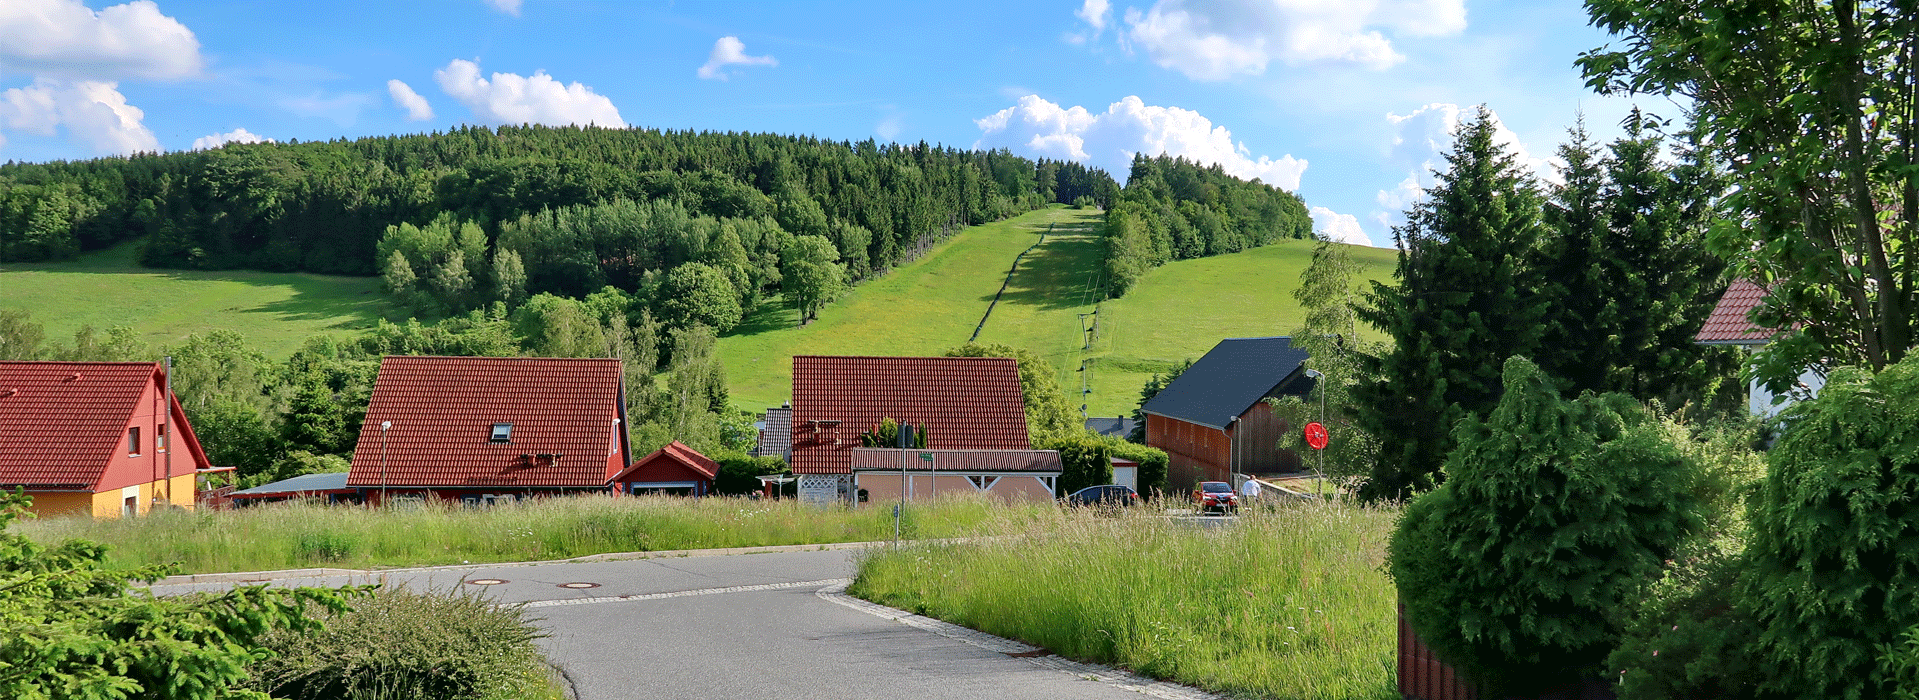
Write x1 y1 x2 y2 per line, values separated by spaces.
1397 603 1620 700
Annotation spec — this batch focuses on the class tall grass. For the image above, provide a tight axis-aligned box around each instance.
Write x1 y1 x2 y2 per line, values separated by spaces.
850 503 1402 700
18 494 1044 574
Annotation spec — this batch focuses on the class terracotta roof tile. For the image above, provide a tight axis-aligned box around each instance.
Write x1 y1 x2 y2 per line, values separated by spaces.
1696 280 1778 344
0 362 164 488
789 356 1030 474
611 440 719 482
346 356 625 489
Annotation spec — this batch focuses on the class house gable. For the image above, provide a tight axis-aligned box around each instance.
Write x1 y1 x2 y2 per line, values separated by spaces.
0 362 206 493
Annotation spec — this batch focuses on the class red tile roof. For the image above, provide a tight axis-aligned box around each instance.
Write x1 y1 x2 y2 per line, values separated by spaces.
789 356 1031 474
849 448 1062 472
0 362 206 488
1695 280 1778 345
346 356 626 489
611 441 719 482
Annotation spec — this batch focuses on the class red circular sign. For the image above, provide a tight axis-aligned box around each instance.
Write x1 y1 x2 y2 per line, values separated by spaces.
1303 422 1329 450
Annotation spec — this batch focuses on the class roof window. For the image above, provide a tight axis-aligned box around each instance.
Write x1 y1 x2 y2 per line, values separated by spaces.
490 423 513 443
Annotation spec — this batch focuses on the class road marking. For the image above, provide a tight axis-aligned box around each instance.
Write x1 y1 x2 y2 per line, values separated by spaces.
520 578 850 608
814 582 1226 700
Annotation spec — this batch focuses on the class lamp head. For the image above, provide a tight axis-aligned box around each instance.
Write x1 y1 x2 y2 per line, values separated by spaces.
380 421 392 431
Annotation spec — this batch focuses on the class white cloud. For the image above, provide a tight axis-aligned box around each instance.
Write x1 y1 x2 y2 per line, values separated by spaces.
1310 206 1375 247
696 36 778 81
0 79 157 154
876 114 902 141
974 94 1307 190
1093 0 1465 80
433 58 625 128
1066 0 1112 44
1372 102 1560 230
387 79 434 121
191 127 271 151
484 0 521 16
0 0 203 80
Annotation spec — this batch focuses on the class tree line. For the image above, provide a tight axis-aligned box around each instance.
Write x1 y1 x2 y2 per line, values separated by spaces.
1099 154 1314 297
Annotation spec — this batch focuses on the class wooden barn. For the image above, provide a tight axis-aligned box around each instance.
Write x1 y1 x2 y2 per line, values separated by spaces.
346 356 631 506
0 361 213 518
788 355 1041 505
611 441 720 496
1140 337 1315 491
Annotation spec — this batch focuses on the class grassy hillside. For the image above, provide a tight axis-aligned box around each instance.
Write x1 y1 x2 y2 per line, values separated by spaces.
0 241 402 358
718 206 1397 418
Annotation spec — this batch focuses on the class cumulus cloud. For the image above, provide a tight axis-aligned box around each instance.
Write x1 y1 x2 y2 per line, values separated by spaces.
1066 0 1113 44
1310 206 1375 247
0 79 157 154
484 0 521 16
433 59 625 128
974 94 1307 190
387 79 434 121
1077 0 1464 79
0 0 203 80
696 36 777 81
191 127 271 151
1372 102 1559 231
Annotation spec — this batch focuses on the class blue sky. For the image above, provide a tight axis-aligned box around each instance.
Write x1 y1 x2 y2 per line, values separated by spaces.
0 0 1686 247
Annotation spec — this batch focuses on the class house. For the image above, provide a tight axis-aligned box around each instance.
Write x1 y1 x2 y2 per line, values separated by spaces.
229 472 357 506
850 448 1062 503
1084 416 1137 439
611 441 720 496
0 361 213 518
346 356 631 506
1140 337 1315 491
789 355 1038 505
1694 279 1826 416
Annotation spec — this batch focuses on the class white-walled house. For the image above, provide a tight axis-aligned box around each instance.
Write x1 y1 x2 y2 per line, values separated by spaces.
1694 280 1826 417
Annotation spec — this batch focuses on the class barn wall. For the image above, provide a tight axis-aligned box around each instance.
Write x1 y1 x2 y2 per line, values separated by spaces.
1146 413 1230 492
1230 401 1302 475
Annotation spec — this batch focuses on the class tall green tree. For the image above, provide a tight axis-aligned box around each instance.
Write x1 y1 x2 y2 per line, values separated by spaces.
1579 0 1916 389
1352 107 1550 500
0 307 46 360
657 262 743 334
1285 239 1385 486
779 235 847 325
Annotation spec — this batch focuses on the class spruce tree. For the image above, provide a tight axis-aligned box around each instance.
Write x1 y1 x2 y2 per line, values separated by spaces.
1352 106 1550 500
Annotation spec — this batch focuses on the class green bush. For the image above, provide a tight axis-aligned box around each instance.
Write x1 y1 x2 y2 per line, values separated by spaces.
1741 361 1917 700
1107 438 1169 497
1041 433 1112 496
1389 357 1704 694
714 453 787 495
249 586 558 700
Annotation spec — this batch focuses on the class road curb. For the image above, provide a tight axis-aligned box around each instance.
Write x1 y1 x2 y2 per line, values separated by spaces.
146 540 884 586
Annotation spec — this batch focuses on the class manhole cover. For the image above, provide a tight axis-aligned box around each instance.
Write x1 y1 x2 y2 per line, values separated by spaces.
465 578 508 586
558 582 600 589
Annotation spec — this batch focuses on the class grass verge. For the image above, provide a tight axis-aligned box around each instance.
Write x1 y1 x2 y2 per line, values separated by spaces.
18 493 1048 575
849 503 1401 700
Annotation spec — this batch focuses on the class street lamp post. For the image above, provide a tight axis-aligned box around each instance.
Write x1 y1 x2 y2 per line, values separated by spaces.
1301 369 1326 485
379 420 391 506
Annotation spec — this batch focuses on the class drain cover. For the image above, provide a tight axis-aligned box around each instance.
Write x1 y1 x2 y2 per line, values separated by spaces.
558 582 600 589
465 578 508 586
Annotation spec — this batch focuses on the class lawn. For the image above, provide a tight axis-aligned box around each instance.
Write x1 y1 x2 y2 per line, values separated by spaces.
0 240 404 358
720 204 1397 417
851 502 1403 699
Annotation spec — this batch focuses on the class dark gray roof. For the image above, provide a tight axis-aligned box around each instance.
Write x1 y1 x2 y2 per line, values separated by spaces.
1084 417 1137 438
232 472 352 497
758 407 792 459
1140 337 1312 429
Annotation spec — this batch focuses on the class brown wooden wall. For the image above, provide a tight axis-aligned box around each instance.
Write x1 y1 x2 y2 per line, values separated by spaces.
1146 413 1229 492
1399 604 1479 700
1231 401 1303 476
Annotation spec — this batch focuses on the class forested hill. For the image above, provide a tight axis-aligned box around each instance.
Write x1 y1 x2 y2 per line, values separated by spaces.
0 125 1119 276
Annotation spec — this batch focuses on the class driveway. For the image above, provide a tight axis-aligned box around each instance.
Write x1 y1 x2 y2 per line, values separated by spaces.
148 548 1218 700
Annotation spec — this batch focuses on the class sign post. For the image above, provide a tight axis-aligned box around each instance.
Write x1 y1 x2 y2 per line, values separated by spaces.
920 451 934 500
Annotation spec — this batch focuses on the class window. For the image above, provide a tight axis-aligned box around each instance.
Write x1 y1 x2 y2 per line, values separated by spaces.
157 423 168 452
127 427 141 456
490 423 513 443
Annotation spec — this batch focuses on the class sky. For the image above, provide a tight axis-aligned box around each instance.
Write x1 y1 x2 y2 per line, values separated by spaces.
0 0 1689 247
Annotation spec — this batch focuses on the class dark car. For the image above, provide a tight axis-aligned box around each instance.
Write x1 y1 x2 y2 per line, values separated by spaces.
1193 481 1238 514
1064 484 1140 508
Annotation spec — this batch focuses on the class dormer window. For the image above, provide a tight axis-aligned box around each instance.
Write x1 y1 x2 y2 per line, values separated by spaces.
490 423 513 443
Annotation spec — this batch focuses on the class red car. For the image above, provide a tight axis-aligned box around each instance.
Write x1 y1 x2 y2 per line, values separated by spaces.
1193 481 1238 515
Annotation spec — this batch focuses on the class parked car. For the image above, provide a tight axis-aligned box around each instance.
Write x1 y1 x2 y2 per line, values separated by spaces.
1193 481 1238 514
1064 484 1140 508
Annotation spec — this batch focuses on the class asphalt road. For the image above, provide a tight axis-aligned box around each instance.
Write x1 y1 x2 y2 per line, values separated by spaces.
148 548 1216 700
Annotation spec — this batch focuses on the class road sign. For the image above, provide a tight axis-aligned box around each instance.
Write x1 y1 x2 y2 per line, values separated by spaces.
1303 422 1329 450
919 452 933 462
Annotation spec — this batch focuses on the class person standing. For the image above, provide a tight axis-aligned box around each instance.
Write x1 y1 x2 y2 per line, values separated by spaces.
1240 476 1260 510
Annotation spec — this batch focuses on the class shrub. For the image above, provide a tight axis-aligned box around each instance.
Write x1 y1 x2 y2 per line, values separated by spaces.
1389 357 1704 695
714 454 787 495
249 586 558 700
1107 438 1169 497
1041 433 1111 496
1741 361 1917 700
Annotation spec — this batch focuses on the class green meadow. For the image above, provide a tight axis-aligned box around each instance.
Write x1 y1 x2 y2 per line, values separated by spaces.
0 241 402 358
719 205 1397 417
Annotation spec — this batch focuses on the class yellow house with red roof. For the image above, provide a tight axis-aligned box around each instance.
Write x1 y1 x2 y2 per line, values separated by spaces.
0 362 212 518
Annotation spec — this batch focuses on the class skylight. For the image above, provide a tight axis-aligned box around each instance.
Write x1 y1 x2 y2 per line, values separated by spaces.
490 423 513 443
